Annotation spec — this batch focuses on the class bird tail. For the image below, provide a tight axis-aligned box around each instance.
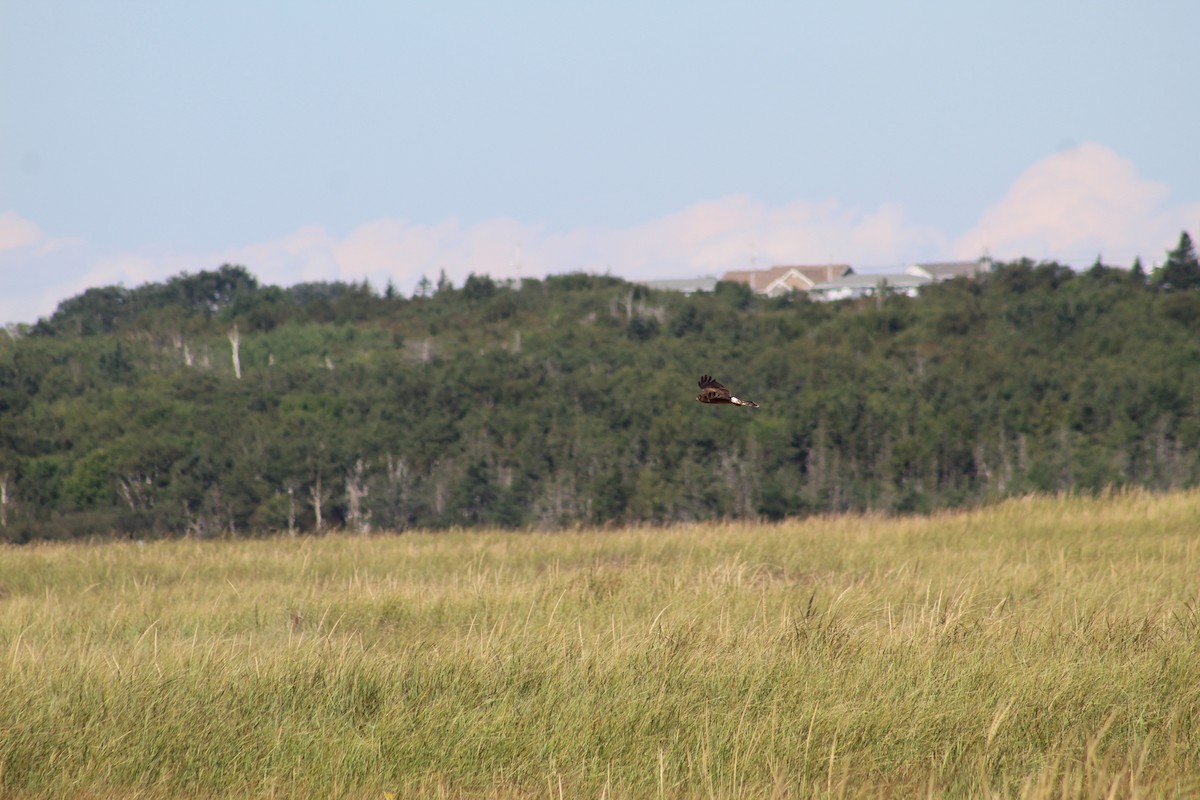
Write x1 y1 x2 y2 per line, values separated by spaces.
732 397 759 408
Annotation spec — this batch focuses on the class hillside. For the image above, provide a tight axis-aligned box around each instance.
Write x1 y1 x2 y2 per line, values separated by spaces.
2 239 1200 540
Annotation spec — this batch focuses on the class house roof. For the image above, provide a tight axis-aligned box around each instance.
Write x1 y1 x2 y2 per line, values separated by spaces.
906 260 990 280
635 276 719 294
720 267 787 292
810 272 931 292
720 264 852 293
782 264 854 284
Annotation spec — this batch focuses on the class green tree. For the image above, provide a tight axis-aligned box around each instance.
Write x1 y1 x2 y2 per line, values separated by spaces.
62 449 114 510
1151 231 1200 291
462 273 497 301
1131 257 1146 285
13 257 1200 540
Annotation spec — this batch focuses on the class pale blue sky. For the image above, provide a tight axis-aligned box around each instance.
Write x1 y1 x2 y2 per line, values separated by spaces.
2 1 1199 323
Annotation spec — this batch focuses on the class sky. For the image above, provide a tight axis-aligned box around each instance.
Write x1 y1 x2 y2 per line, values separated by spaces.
3 1 1199 325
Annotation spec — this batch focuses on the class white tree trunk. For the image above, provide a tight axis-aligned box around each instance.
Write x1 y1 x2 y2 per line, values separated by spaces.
345 459 370 534
286 484 296 536
228 325 242 379
310 474 325 532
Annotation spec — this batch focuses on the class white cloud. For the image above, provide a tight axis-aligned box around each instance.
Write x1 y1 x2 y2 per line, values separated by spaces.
956 142 1200 266
592 196 947 276
0 213 91 325
0 211 81 256
206 195 946 296
0 212 44 252
3 141 1199 325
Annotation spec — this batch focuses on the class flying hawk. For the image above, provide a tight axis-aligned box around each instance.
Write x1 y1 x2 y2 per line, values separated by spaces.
696 375 759 407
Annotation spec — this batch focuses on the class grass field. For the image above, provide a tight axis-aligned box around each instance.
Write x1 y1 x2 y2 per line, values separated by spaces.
2 490 1200 798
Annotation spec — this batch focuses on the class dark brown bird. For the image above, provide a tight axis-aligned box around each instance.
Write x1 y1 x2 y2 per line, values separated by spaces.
696 375 759 407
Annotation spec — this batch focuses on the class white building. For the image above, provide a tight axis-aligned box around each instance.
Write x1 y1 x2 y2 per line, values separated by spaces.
905 259 992 281
719 265 853 297
807 273 932 301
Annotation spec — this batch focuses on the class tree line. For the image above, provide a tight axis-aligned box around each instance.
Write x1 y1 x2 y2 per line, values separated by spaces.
1 233 1198 541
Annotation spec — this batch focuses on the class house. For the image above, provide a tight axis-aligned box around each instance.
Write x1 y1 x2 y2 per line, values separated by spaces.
905 258 992 282
807 272 931 301
634 276 719 294
719 264 853 297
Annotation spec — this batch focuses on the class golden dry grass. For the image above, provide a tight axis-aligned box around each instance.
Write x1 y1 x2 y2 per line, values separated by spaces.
2 490 1200 798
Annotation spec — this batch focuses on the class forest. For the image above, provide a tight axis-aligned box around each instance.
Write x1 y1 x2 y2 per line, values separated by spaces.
1 232 1199 541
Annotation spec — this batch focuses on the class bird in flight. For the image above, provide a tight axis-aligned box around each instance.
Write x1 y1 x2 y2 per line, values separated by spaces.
696 375 759 407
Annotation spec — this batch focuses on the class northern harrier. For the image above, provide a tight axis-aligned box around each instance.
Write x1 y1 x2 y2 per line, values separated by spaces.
696 375 759 408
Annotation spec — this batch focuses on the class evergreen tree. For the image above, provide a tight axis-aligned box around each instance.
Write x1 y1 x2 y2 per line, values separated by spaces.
1131 257 1146 285
1151 231 1200 291
13 258 1200 540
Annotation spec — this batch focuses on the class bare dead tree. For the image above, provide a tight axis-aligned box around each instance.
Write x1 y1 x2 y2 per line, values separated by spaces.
228 325 242 380
431 460 447 517
171 332 196 367
533 471 579 530
409 338 434 363
172 333 192 366
382 454 411 531
117 472 155 511
309 473 328 532
345 458 370 534
286 483 296 536
385 454 409 485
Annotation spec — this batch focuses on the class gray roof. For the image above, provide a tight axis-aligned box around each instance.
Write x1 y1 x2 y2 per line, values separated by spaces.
720 264 852 293
635 276 719 294
810 273 931 291
906 260 990 280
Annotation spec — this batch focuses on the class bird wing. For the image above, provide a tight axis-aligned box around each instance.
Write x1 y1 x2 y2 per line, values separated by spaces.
698 375 732 400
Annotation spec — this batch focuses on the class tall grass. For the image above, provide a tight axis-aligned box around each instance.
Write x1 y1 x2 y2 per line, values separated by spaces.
2 490 1200 798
